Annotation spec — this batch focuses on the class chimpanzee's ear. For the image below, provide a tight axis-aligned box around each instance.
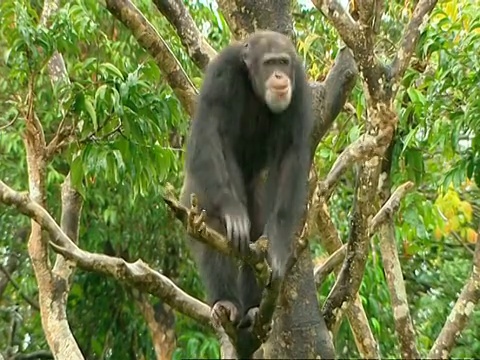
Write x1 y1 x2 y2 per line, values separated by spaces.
241 42 251 68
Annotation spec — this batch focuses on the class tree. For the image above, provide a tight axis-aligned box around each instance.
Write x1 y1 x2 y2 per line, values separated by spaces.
1 0 480 358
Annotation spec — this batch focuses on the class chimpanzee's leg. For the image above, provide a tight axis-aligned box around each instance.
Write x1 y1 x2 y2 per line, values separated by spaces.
188 229 243 325
238 174 265 319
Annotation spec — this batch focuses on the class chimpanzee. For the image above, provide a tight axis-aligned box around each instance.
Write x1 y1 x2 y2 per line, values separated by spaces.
180 30 313 357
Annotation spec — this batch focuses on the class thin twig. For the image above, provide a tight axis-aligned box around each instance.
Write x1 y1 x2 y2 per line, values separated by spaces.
0 265 40 310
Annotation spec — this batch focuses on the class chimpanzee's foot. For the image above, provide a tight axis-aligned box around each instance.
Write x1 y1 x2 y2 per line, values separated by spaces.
211 300 240 328
238 306 259 330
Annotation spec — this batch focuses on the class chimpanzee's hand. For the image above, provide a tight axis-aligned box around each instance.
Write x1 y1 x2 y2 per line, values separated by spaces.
223 204 251 255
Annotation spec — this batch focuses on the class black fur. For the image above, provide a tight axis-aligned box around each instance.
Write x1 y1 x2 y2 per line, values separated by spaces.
180 31 313 358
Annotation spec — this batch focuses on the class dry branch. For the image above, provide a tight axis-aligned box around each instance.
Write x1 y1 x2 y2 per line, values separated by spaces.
0 180 213 327
216 0 294 40
369 181 414 234
16 2 85 357
105 0 197 116
428 237 480 358
379 222 420 359
372 140 419 359
152 0 216 70
163 192 265 268
314 244 347 285
316 134 380 200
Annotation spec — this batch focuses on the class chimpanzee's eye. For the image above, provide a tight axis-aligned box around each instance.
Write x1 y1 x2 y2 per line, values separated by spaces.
264 58 276 66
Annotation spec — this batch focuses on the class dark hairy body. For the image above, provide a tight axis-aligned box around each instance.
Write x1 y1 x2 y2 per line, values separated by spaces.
180 30 313 358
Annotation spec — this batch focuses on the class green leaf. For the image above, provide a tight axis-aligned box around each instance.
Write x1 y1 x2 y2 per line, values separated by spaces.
95 84 107 107
83 97 98 132
100 62 124 79
70 156 85 198
407 88 426 106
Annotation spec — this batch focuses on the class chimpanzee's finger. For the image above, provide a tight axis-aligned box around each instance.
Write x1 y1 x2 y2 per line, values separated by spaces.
235 217 244 253
241 217 250 254
225 215 233 243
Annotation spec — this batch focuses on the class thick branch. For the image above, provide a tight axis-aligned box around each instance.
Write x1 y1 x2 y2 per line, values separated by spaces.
390 0 438 82
0 180 213 327
163 193 265 270
371 134 419 359
379 222 420 359
313 1 387 103
311 0 361 51
428 237 480 358
132 292 176 360
152 0 216 70
309 201 380 358
105 0 197 116
217 0 293 39
322 156 379 329
34 4 85 357
310 46 358 152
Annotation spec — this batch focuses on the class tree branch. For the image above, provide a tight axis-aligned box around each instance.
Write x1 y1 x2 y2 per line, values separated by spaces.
310 46 358 153
315 134 380 200
322 156 379 329
152 0 216 70
105 0 197 116
372 139 420 359
132 291 176 360
314 244 347 285
390 0 438 82
163 192 266 271
309 200 380 358
0 180 214 328
369 181 414 234
163 190 287 349
217 0 294 39
428 235 480 358
379 222 420 358
311 0 361 52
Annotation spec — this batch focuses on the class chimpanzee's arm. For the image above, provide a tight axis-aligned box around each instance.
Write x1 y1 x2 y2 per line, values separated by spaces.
187 108 244 207
263 142 310 277
186 103 251 253
263 83 313 278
